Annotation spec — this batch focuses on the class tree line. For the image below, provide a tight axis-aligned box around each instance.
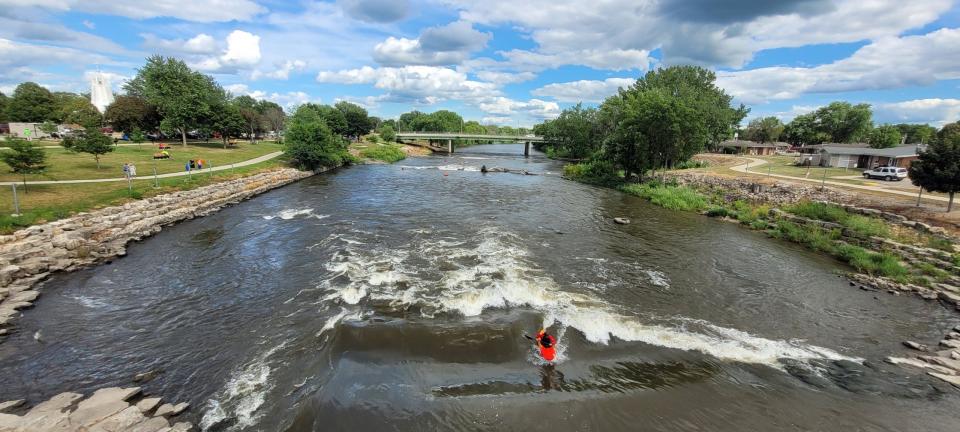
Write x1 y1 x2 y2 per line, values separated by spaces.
740 103 938 149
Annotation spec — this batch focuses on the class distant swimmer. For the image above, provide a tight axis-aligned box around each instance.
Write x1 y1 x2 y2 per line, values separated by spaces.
526 329 556 362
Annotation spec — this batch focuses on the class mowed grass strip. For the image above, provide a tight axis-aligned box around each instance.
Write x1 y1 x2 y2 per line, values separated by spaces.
0 157 289 234
0 141 282 182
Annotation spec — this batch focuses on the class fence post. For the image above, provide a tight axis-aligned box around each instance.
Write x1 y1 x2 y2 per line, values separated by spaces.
208 161 213 177
153 164 159 188
11 183 20 216
917 187 923 207
821 168 827 190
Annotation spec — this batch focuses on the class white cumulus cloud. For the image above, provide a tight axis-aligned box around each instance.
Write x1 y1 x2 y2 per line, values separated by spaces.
532 77 635 102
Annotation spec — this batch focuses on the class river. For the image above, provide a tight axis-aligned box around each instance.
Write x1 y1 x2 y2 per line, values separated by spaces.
1 144 958 431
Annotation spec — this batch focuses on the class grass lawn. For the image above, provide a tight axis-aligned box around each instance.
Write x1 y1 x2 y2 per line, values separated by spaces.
0 141 283 182
0 157 290 234
744 155 864 179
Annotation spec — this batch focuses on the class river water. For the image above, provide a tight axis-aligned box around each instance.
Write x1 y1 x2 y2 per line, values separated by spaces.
1 144 959 431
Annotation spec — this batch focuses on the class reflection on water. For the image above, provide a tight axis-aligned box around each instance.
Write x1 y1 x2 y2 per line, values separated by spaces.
0 144 958 432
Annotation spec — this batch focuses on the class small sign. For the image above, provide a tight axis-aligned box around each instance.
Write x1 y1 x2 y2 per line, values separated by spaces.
23 128 31 137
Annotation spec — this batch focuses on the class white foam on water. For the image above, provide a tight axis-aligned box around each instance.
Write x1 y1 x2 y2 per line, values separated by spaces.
644 269 670 288
67 295 110 309
262 208 329 221
316 227 860 370
200 342 287 431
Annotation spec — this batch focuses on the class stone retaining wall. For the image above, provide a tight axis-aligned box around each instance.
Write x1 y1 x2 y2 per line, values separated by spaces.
0 167 322 340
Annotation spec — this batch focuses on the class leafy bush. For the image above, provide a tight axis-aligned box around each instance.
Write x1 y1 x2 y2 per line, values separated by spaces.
360 144 406 163
706 206 734 218
562 160 621 185
673 160 709 170
284 106 351 170
619 183 708 211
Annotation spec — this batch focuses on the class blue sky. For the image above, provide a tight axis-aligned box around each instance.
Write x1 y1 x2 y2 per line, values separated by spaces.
1 0 958 127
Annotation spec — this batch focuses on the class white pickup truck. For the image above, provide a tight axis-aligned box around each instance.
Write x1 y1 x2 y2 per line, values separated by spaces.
862 166 908 181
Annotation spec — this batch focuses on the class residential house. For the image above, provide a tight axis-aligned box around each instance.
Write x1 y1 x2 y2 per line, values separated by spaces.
717 140 790 155
799 144 924 168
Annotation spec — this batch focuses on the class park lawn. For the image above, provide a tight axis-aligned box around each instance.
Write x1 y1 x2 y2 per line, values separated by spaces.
746 155 864 179
0 141 283 182
0 157 290 234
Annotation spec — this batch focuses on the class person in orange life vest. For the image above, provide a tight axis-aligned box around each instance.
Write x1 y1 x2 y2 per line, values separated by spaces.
535 329 556 362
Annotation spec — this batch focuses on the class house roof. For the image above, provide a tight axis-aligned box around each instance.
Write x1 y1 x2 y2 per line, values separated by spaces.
818 144 924 157
719 140 789 148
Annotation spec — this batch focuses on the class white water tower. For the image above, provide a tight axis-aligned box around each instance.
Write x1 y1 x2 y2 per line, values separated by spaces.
90 71 114 113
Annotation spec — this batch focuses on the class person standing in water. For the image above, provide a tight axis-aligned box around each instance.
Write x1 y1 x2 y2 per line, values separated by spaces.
534 329 556 362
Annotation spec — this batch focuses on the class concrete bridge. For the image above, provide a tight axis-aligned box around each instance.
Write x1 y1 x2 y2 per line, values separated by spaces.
396 132 548 156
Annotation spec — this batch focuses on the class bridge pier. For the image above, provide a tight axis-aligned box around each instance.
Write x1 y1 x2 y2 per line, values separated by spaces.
447 139 453 153
524 141 530 157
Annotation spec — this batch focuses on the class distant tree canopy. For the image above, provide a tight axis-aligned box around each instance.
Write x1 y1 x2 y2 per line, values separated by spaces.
7 82 57 122
741 116 784 143
0 91 8 122
533 103 603 159
868 124 902 149
782 102 873 145
895 123 937 144
335 101 373 139
104 95 160 135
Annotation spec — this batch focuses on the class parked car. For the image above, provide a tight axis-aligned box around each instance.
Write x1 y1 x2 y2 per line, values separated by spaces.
863 166 908 181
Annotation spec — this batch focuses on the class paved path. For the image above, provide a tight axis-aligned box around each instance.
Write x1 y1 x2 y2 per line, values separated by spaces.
730 157 949 203
0 151 284 185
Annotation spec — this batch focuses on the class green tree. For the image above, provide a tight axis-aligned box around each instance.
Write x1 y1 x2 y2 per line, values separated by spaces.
629 65 748 148
379 124 396 142
59 98 102 129
462 120 485 134
130 127 146 147
741 116 784 143
399 111 426 132
62 130 114 168
260 102 286 142
427 110 464 132
104 95 159 135
938 122 960 145
782 113 826 146
599 65 734 176
535 103 602 158
7 82 57 122
909 130 960 211
39 121 58 136
335 101 372 139
813 102 873 143
0 91 9 122
601 88 706 180
304 104 348 136
284 105 350 170
211 100 246 148
0 139 47 190
895 123 937 144
868 125 902 149
127 55 219 146
233 95 264 142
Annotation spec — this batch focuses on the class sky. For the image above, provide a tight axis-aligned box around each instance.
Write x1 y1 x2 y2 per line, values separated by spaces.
0 0 958 128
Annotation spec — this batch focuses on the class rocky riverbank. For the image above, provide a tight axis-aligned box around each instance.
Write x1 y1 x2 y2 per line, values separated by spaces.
661 170 960 388
0 167 326 341
0 387 193 431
